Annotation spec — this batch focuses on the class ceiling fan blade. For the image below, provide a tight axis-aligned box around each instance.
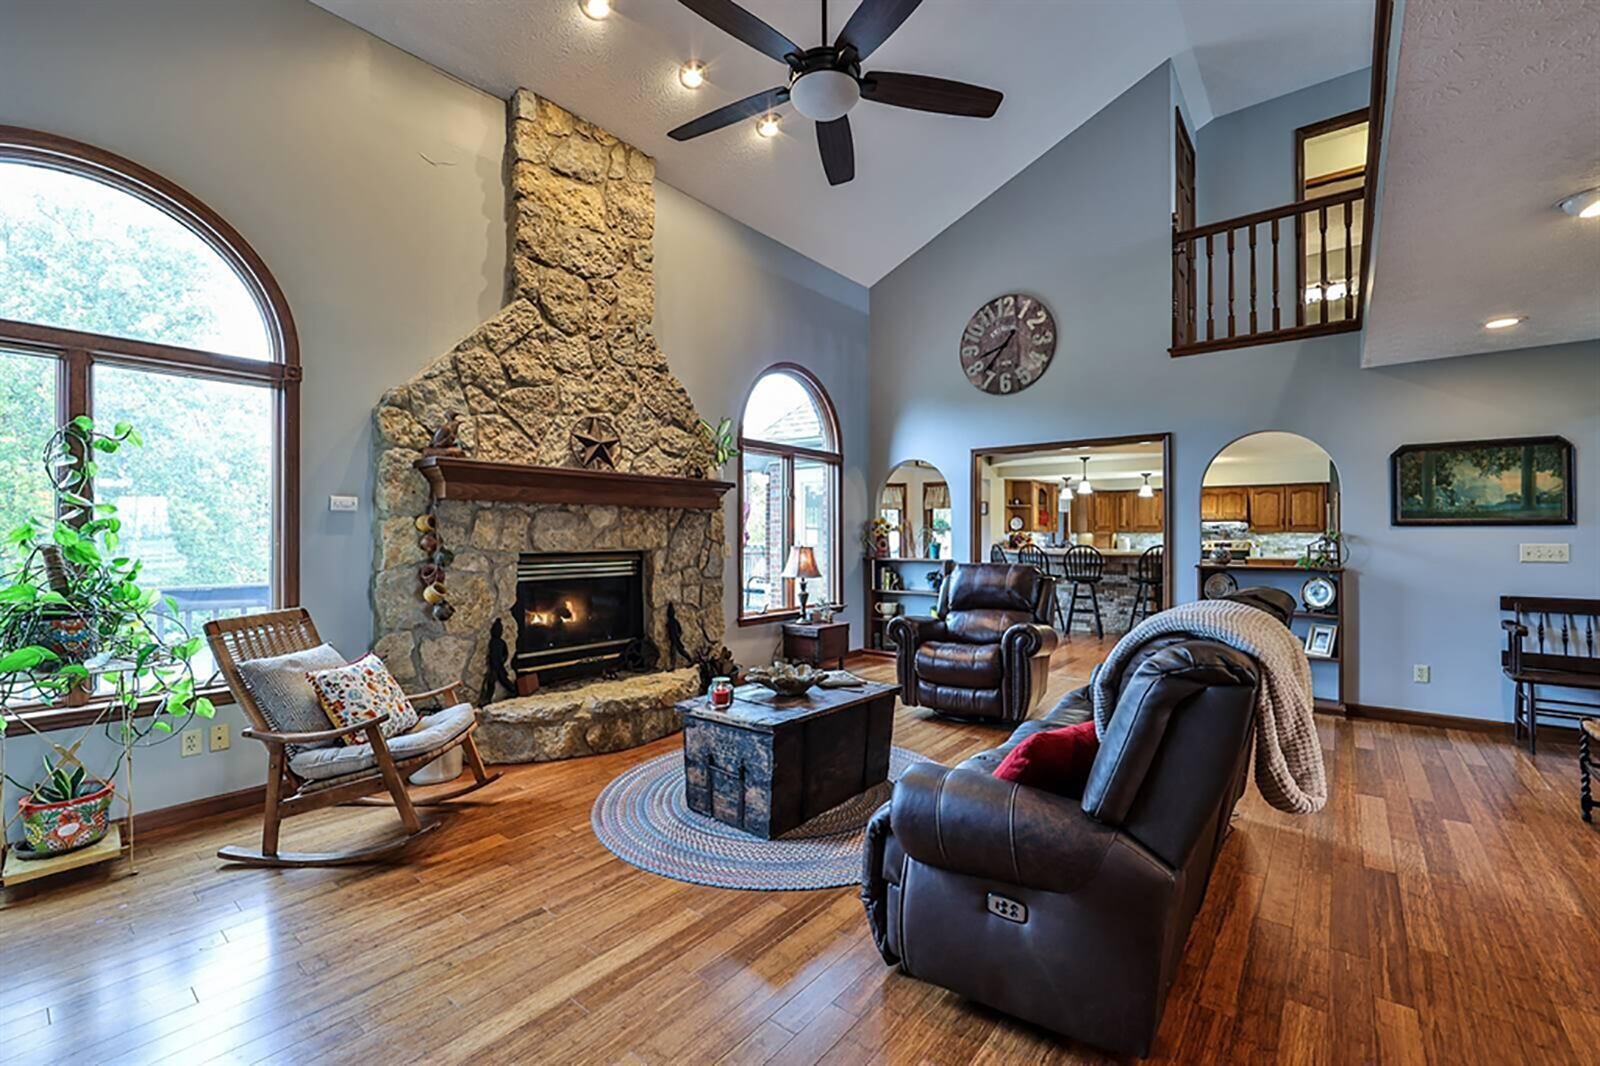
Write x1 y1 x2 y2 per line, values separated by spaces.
676 0 802 65
835 0 924 61
860 72 1002 118
668 87 790 140
815 116 855 186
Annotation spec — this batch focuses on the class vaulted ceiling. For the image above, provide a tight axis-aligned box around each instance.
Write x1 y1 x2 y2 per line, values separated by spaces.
1362 0 1600 366
312 0 1375 286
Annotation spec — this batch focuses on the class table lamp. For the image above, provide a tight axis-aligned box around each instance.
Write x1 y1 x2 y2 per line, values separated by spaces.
780 545 822 620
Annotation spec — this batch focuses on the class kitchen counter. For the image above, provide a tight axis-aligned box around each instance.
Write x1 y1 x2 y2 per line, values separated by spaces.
999 547 1154 559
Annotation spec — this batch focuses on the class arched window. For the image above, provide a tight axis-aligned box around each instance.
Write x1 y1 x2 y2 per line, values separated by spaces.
0 128 299 697
738 365 842 623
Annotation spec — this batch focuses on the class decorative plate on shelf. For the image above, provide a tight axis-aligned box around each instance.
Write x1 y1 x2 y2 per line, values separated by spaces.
1008 516 1024 531
1203 572 1239 599
1301 576 1336 612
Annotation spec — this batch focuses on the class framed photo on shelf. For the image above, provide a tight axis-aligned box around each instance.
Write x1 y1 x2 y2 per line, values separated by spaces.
1304 622 1338 659
1390 436 1574 525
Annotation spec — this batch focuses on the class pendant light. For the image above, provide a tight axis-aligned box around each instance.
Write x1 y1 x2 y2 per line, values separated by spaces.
1075 456 1093 495
1138 472 1155 498
1058 479 1073 511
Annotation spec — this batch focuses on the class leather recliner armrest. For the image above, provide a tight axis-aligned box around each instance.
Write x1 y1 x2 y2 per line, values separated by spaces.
889 762 1118 894
1001 621 1057 660
860 801 899 963
888 615 946 649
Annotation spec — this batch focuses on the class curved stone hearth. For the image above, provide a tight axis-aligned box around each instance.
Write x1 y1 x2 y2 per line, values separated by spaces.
476 667 699 764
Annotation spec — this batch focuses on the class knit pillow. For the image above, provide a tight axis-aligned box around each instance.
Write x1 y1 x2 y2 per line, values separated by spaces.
991 721 1101 798
235 643 349 755
306 653 419 746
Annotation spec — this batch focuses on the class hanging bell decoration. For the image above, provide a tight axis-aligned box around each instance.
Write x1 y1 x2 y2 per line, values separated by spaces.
432 547 455 568
431 601 455 622
414 513 437 533
422 582 449 605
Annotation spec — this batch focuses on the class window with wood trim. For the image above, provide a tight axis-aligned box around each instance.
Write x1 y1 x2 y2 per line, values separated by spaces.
1296 109 1369 321
0 128 299 698
737 366 841 624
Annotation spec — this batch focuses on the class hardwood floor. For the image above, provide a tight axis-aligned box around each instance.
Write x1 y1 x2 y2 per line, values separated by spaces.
3 638 1597 1065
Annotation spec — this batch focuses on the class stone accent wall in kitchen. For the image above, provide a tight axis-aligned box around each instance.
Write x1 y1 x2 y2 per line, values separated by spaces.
369 91 724 700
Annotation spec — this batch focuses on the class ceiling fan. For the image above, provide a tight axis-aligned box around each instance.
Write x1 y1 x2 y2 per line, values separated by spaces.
667 0 1004 186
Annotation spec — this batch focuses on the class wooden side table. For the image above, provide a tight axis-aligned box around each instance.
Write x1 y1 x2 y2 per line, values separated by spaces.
782 621 849 669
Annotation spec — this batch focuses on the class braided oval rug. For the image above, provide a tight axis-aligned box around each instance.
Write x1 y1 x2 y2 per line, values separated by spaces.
591 746 928 891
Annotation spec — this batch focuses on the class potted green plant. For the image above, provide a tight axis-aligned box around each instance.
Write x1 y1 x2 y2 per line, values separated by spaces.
688 417 739 478
0 416 212 739
9 755 114 855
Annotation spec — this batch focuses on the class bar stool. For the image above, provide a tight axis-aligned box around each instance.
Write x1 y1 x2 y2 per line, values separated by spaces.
1062 545 1105 639
990 543 1008 562
1017 545 1066 630
1126 545 1164 630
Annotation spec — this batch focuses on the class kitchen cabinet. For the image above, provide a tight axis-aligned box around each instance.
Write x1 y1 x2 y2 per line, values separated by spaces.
1003 479 1060 533
1285 483 1328 531
1247 486 1286 531
1090 491 1121 541
1201 487 1249 522
1128 489 1164 532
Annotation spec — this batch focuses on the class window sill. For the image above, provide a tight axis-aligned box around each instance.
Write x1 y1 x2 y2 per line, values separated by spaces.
2 683 237 737
736 604 848 629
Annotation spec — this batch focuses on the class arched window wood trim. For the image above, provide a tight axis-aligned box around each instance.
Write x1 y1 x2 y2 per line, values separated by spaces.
736 363 843 626
0 127 300 729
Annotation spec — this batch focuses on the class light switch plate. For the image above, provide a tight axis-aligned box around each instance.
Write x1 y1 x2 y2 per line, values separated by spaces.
1519 543 1569 563
329 495 359 513
180 729 203 757
209 723 230 752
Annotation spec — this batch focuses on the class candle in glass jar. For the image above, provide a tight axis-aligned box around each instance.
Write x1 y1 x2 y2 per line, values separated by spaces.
709 676 734 709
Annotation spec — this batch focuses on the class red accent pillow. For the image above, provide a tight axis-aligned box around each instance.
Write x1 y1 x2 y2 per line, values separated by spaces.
991 721 1101 798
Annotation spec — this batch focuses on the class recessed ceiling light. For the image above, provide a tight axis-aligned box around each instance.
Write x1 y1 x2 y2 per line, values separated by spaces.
1484 316 1525 330
678 61 706 90
1558 187 1600 219
580 0 611 20
755 113 781 138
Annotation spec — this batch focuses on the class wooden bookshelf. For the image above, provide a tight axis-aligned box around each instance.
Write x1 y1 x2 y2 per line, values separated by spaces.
863 556 947 656
1198 561 1352 713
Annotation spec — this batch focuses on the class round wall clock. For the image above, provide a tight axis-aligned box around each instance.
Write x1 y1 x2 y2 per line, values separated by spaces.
959 293 1057 395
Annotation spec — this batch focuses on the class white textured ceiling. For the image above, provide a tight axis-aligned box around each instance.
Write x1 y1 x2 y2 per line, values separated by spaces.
311 0 1374 285
1362 0 1600 366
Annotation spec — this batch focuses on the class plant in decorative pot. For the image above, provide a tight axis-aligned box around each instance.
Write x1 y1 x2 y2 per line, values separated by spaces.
863 517 892 559
0 417 212 839
11 755 114 856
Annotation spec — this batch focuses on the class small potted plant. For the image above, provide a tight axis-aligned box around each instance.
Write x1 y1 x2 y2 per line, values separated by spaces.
688 417 739 478
8 756 114 856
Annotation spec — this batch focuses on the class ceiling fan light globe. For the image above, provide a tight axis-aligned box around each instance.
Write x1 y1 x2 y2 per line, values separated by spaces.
791 70 860 122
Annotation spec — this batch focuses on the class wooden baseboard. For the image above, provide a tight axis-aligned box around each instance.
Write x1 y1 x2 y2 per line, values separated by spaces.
132 784 265 835
1345 702 1581 745
1345 703 1509 734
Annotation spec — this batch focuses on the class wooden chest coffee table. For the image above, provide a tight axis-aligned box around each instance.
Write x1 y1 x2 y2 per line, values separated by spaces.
677 681 898 839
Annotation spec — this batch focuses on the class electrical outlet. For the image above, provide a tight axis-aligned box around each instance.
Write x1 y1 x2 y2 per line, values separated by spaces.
329 495 359 513
1413 664 1430 684
180 729 204 757
209 722 230 752
1519 543 1570 563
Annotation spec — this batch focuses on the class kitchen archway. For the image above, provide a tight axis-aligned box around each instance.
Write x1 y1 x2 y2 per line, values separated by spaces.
1200 430 1348 710
970 433 1172 641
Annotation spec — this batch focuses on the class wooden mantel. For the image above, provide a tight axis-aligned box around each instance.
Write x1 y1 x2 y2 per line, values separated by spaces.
414 456 734 511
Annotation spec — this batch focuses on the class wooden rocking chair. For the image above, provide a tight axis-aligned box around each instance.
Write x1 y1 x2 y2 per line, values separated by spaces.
205 609 500 867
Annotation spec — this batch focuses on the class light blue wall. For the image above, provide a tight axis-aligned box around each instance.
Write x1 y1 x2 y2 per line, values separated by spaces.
0 0 868 821
870 63 1600 722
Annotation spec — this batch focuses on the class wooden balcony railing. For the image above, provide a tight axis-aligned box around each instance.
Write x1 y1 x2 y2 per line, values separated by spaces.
1170 185 1365 356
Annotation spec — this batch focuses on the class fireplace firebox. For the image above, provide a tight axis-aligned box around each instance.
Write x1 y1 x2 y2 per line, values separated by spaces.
513 551 645 684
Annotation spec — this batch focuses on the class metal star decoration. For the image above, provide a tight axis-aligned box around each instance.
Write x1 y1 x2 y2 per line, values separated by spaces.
570 415 621 469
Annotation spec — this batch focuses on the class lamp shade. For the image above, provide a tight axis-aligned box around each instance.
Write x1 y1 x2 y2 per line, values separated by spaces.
780 545 821 580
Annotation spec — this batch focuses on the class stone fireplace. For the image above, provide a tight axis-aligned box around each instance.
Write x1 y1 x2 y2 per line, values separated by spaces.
369 90 728 761
513 551 645 683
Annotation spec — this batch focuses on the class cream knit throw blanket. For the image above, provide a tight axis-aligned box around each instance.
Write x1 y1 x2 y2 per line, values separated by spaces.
1090 600 1327 815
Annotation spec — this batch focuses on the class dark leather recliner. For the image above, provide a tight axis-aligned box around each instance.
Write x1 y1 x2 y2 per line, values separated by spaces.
863 589 1294 1057
888 561 1058 723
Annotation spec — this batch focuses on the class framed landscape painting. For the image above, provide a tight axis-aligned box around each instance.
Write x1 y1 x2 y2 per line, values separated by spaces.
1390 436 1574 526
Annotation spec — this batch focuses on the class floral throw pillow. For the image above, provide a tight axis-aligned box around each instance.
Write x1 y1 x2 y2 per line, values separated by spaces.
307 653 419 746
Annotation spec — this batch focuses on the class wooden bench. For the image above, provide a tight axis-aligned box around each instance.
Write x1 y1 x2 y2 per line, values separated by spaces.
1501 595 1600 754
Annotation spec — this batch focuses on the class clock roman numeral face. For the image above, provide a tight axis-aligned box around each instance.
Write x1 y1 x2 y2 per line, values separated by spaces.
959 294 1057 395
